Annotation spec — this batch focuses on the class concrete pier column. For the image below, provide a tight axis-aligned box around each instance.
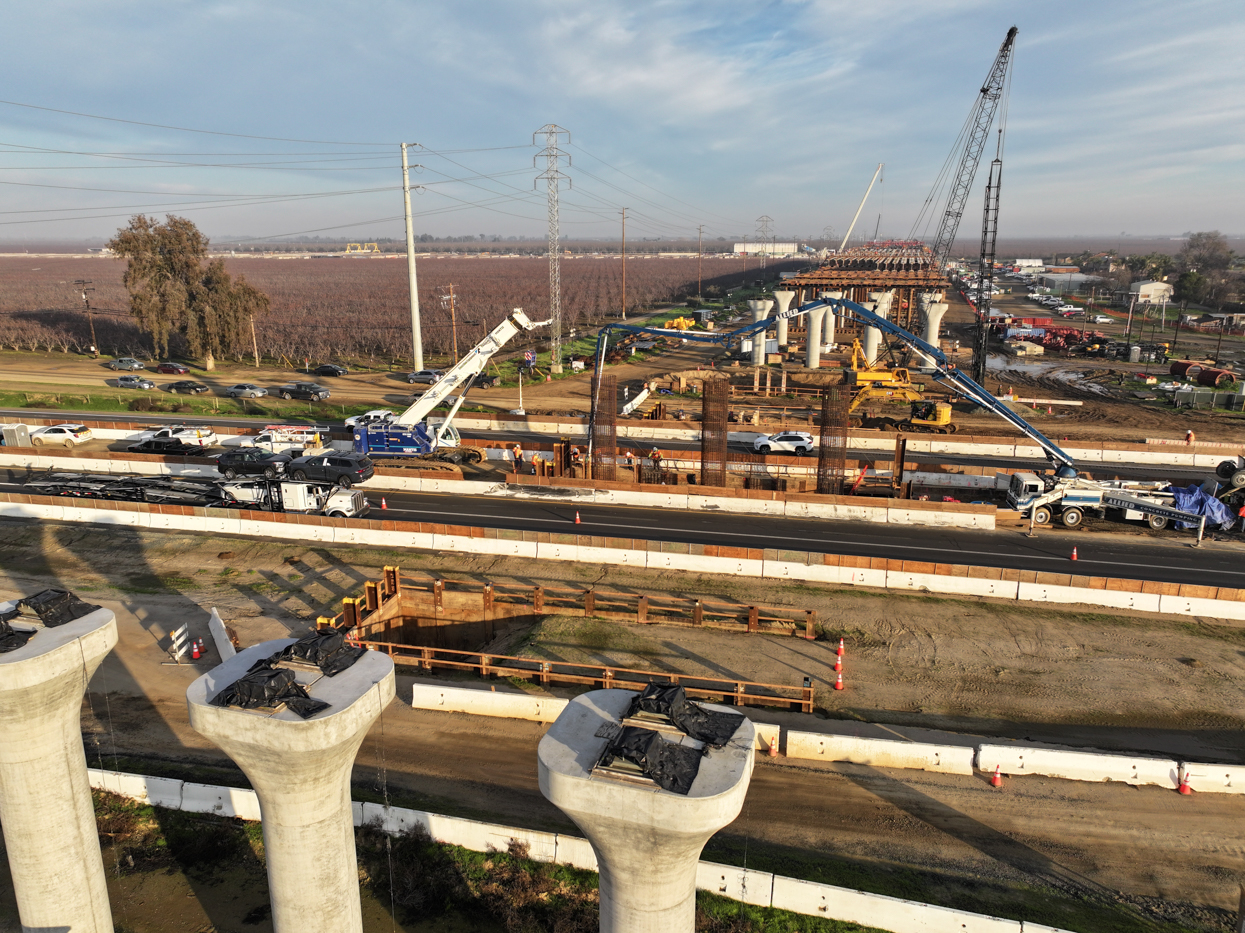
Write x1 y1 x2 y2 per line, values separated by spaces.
188 639 395 933
539 690 754 933
863 290 894 364
0 598 117 933
747 299 773 366
773 290 795 345
804 306 825 369
918 291 949 369
818 291 842 349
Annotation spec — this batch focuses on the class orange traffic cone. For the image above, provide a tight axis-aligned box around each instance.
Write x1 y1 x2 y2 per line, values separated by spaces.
837 638 845 657
1070 546 1078 561
834 655 842 672
991 764 1003 788
1178 771 1193 795
834 672 844 691
768 735 778 758
191 639 200 660
575 511 581 524
381 497 388 510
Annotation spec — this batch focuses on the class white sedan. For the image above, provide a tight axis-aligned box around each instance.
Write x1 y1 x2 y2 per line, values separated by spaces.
345 409 396 428
753 431 815 455
32 424 93 447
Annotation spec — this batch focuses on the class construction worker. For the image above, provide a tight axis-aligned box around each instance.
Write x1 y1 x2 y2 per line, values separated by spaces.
570 446 582 464
512 444 524 472
1185 430 1195 446
650 447 662 466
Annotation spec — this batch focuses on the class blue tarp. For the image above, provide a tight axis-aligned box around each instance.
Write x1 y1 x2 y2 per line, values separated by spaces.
1166 484 1234 530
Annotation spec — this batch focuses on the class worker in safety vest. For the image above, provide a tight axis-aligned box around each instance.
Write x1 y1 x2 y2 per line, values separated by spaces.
1185 430 1195 445
512 444 524 472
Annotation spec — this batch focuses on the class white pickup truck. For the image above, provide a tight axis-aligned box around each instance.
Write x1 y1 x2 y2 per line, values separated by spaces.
219 479 368 518
135 424 219 447
221 424 332 454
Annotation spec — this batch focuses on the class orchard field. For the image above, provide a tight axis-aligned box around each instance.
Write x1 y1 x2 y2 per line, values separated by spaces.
0 254 802 366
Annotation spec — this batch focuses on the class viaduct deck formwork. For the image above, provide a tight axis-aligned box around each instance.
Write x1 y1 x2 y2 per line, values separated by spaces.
780 243 945 340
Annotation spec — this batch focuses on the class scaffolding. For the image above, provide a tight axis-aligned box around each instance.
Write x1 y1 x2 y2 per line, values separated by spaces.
591 375 618 481
700 379 729 488
817 387 849 495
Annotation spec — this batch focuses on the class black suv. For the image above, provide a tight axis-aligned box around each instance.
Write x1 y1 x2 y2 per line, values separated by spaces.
276 381 330 401
127 437 203 456
313 363 349 377
287 451 374 487
215 447 292 479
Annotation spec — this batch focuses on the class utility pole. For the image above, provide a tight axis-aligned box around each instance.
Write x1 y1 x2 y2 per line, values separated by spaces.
534 124 571 372
249 315 260 367
440 284 459 360
401 142 424 371
697 224 704 300
74 280 97 358
620 207 628 320
1123 293 1137 345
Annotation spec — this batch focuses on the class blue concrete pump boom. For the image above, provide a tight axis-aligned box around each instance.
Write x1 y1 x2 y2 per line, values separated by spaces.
591 296 1076 473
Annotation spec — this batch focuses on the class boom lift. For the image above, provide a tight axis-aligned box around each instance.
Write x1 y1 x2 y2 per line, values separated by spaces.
352 307 550 463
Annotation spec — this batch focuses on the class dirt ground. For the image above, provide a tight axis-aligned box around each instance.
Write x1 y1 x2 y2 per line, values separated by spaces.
3 522 1245 929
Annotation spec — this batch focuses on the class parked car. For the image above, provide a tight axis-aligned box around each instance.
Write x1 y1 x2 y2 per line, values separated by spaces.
127 437 202 456
344 409 396 428
155 362 189 375
134 424 220 447
276 382 330 401
107 357 145 371
32 424 93 447
287 451 375 487
1091 315 1113 324
405 369 443 385
167 380 209 394
117 374 155 390
214 447 292 480
753 431 815 455
224 383 268 398
313 363 349 377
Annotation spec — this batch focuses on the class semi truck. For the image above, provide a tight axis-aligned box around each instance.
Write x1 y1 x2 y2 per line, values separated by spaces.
352 307 549 463
1005 472 1201 531
25 472 368 518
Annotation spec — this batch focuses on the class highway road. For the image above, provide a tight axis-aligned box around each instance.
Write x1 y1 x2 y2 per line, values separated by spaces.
8 474 1241 588
0 406 1219 484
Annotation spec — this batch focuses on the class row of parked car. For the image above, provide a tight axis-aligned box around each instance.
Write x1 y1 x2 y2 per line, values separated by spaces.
26 420 375 487
105 358 449 391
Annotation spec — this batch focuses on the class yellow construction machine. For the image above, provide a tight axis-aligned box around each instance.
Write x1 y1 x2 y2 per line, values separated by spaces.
842 340 957 433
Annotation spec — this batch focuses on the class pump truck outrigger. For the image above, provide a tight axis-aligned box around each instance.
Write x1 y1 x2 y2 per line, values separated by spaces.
588 294 1207 536
351 307 550 464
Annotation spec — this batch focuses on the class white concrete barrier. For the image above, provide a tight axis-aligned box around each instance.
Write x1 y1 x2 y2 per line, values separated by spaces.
770 875 1022 932
697 861 774 907
410 683 569 723
1178 762 1245 794
978 744 1179 789
786 733 974 776
1016 582 1162 614
207 607 235 661
179 781 263 819
94 768 1063 931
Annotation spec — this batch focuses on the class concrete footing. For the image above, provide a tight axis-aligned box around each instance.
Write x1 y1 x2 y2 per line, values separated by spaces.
187 638 395 933
538 689 754 933
0 599 117 933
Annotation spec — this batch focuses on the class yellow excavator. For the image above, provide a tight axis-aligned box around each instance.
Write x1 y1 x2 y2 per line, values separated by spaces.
842 340 957 434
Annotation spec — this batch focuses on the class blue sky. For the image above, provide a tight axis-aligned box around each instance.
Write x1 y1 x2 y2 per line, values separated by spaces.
0 0 1241 243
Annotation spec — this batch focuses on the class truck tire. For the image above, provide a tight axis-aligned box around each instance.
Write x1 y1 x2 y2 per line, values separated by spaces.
945 424 958 434
292 470 308 481
328 510 345 518
1033 506 1051 525
32 438 44 447
223 468 237 479
1232 471 1245 489
1061 507 1084 528
281 391 292 400
1216 460 1238 480
1148 514 1169 530
336 475 353 488
263 466 278 479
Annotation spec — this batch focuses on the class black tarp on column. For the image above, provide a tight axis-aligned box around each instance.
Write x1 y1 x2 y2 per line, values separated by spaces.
624 683 745 747
599 726 704 795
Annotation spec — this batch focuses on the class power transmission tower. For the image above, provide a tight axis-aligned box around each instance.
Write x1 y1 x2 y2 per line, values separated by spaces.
534 124 571 372
755 215 773 269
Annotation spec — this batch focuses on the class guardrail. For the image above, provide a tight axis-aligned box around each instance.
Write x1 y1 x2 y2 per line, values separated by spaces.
353 639 814 713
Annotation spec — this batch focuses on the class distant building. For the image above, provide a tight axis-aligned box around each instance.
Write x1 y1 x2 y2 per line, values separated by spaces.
1014 258 1043 268
1038 272 1102 292
733 242 798 257
1129 280 1174 304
